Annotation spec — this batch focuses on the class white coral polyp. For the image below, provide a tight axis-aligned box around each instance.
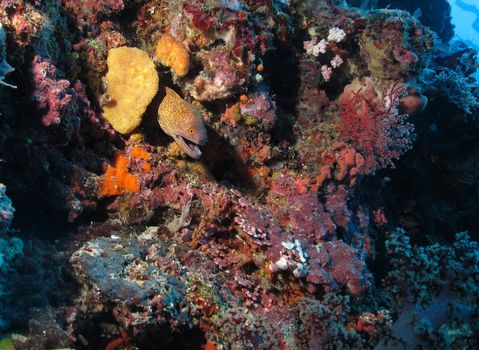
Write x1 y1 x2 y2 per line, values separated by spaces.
327 27 346 43
304 38 328 57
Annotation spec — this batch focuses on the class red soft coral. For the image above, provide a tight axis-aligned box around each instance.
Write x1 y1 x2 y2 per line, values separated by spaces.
31 56 74 127
339 79 414 174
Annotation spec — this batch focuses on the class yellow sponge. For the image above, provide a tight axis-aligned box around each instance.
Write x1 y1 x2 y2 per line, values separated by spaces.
103 47 159 134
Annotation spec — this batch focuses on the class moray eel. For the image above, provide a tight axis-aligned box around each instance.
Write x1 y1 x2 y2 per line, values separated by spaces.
158 87 207 159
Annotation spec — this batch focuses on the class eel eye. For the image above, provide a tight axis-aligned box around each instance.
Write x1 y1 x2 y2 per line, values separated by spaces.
188 128 195 135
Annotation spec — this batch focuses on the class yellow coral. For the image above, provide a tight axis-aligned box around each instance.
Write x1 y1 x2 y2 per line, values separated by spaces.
0 334 14 350
155 34 190 77
361 33 388 79
103 47 159 134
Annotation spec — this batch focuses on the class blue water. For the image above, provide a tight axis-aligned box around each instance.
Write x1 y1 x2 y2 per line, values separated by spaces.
449 0 479 78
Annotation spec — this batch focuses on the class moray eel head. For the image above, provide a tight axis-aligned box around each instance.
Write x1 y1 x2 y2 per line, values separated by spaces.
158 87 207 160
171 121 207 159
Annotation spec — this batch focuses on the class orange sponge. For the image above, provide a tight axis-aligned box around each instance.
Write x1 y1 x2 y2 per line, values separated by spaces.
155 34 190 77
99 155 140 197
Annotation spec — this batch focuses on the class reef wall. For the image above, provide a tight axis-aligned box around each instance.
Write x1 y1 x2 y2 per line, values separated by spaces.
0 0 478 349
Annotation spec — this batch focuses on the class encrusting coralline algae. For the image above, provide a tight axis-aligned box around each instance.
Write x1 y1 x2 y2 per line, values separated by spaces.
0 0 478 349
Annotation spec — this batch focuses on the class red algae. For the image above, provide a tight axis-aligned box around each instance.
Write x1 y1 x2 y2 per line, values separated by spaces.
1 0 479 349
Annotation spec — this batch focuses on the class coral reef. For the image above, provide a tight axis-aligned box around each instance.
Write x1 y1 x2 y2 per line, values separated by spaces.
70 229 375 348
376 0 455 43
0 188 72 334
0 235 22 273
0 184 14 234
0 23 15 88
358 10 434 80
0 0 478 349
376 229 479 349
421 67 479 116
31 56 78 128
61 0 125 27
347 0 454 42
338 78 414 173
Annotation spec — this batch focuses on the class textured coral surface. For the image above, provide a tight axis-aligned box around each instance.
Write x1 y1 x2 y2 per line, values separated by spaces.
0 0 478 349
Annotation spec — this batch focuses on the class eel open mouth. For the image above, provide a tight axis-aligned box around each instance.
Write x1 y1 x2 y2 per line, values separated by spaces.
173 135 203 160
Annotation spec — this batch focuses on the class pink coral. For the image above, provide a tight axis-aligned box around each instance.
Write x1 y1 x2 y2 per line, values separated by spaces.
315 145 366 187
31 56 75 127
185 49 245 101
321 65 333 82
360 10 434 79
330 54 343 68
61 0 124 26
324 184 351 230
31 56 106 136
267 172 335 241
304 37 327 57
183 4 215 31
239 93 277 129
1 0 21 9
339 79 414 173
179 5 258 101
317 240 371 296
